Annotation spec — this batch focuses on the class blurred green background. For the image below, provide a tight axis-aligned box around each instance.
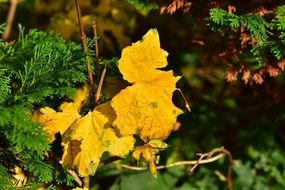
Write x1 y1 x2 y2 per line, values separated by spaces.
1 0 285 189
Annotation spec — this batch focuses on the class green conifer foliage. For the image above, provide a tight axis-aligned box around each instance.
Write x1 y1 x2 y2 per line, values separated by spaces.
126 0 158 10
209 6 285 63
1 25 87 105
0 25 88 189
0 164 13 190
0 69 10 103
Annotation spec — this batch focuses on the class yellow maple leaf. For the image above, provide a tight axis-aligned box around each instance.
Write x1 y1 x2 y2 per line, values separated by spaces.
32 86 88 142
62 112 103 176
110 29 183 176
62 102 135 177
111 29 182 141
32 105 80 142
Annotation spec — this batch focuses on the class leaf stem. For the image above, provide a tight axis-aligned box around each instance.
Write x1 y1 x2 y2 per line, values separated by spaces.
176 88 191 111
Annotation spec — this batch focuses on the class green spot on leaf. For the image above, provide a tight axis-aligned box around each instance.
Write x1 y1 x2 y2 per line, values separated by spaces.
150 101 158 108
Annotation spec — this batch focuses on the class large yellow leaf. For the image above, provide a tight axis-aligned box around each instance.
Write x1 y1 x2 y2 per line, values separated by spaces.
62 102 135 177
111 29 182 141
110 29 183 176
32 86 88 142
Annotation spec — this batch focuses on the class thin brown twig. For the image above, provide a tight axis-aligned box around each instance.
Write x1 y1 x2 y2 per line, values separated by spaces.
188 152 208 173
91 20 107 106
188 146 233 190
188 147 225 173
214 170 227 182
92 20 100 82
220 147 234 190
122 146 233 190
121 153 224 171
3 0 18 41
74 0 86 52
74 0 95 104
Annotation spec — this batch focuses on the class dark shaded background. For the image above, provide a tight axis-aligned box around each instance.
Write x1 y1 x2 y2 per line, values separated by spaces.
1 0 285 189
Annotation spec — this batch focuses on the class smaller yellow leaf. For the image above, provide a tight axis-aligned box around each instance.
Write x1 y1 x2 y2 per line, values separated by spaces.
62 112 103 177
132 140 168 177
32 105 81 142
62 102 134 177
32 86 89 142
132 144 159 177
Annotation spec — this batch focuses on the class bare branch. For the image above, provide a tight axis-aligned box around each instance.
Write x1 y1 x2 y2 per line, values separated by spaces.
188 152 208 173
95 65 107 106
122 146 234 190
92 20 100 82
188 146 233 190
122 153 224 171
74 0 95 104
3 0 18 41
